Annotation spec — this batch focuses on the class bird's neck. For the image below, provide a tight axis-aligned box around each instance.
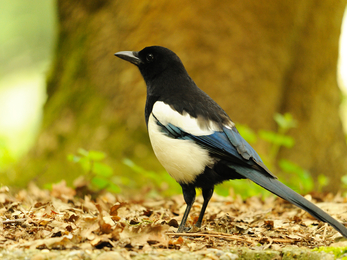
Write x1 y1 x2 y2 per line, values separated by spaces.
145 93 160 126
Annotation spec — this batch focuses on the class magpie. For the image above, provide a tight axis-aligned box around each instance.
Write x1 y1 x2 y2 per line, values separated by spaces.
115 46 347 237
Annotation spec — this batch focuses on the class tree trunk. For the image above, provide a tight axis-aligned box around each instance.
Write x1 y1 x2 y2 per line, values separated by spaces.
16 0 347 192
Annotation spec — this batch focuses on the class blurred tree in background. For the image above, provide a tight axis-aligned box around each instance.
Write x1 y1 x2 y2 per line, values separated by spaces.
11 1 347 192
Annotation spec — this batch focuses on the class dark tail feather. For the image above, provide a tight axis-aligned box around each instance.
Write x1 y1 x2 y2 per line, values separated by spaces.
228 164 347 238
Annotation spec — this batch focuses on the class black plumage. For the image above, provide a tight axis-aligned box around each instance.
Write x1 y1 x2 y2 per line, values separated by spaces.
115 46 347 237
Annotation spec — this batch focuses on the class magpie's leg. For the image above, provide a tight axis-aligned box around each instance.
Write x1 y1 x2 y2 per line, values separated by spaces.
195 187 214 228
177 184 196 233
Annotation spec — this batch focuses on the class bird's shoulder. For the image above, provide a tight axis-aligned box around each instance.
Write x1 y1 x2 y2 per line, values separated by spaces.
151 99 233 136
157 83 231 125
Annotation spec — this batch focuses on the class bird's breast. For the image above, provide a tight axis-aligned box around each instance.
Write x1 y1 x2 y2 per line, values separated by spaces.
148 113 214 184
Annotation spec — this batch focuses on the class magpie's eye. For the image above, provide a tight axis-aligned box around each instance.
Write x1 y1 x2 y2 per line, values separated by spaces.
146 53 154 62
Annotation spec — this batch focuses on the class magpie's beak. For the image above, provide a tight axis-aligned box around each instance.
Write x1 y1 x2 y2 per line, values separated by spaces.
114 51 141 65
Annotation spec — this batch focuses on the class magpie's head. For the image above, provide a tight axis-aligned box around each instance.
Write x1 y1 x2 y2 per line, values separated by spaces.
115 46 187 83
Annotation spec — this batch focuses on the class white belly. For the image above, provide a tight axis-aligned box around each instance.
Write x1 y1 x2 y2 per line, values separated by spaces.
148 113 214 184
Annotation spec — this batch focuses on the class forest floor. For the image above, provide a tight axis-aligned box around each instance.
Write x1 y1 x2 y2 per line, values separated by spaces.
1 181 347 259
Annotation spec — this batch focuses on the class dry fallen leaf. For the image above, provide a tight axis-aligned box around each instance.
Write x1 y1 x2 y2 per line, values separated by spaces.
51 180 76 200
0 182 346 252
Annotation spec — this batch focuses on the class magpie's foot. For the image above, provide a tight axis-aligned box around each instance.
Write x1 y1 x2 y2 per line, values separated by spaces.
176 226 191 233
190 225 201 233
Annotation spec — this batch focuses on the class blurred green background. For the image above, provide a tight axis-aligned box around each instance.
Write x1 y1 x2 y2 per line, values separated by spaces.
1 1 347 196
0 0 55 168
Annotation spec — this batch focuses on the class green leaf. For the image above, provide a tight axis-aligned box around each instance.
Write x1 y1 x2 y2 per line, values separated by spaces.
67 154 80 162
107 182 121 193
123 158 149 174
230 180 270 199
123 158 135 168
87 150 106 161
259 130 294 148
274 113 297 131
91 176 109 189
318 174 329 188
215 183 231 197
79 157 92 173
77 148 89 157
342 175 347 185
43 183 53 190
278 159 313 192
279 159 301 173
93 162 113 177
279 159 309 179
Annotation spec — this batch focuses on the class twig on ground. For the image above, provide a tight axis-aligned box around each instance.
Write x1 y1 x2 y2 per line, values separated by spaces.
2 218 26 224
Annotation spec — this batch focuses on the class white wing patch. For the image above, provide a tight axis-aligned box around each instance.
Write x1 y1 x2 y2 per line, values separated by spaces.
152 101 224 136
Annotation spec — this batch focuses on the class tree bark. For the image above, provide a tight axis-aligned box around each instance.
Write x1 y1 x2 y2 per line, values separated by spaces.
16 0 347 192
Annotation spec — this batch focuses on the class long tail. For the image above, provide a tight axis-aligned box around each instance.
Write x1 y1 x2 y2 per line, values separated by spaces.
228 164 347 238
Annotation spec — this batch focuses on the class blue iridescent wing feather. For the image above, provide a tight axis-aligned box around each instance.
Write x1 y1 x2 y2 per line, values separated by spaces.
154 116 274 178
